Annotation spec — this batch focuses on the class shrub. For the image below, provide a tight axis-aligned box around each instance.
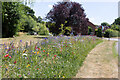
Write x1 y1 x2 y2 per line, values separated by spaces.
111 24 120 32
88 26 93 35
96 28 102 37
95 29 98 35
104 29 118 38
38 23 49 35
13 32 20 37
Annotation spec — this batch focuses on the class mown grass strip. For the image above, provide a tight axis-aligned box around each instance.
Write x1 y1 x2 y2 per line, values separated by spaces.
112 41 118 58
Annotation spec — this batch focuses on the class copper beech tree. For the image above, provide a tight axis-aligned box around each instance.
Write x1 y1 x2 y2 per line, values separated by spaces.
46 2 88 35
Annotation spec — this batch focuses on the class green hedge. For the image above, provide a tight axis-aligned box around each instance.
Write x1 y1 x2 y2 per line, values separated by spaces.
104 29 119 38
97 28 102 37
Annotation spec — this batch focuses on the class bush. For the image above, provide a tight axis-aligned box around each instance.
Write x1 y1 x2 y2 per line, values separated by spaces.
95 29 98 35
104 29 119 38
88 26 93 35
97 28 102 37
14 32 20 37
38 23 49 35
111 24 120 32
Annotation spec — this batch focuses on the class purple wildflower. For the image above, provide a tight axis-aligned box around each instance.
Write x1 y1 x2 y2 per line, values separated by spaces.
18 68 21 69
20 40 22 42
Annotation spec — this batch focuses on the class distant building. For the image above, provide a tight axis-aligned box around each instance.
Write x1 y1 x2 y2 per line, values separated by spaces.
87 20 96 35
71 20 96 35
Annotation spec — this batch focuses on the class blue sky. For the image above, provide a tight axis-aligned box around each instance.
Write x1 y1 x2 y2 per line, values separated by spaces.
29 1 118 25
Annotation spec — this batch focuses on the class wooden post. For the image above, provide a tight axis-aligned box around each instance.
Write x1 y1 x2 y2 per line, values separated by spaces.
26 42 28 48
30 41 32 46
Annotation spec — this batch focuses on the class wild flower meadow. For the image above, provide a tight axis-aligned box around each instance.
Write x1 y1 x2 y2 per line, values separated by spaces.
1 36 102 78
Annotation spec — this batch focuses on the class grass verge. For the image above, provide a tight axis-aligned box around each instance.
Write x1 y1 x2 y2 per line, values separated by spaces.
112 41 118 58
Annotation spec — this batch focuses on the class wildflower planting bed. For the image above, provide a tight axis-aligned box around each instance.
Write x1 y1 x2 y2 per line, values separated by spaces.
1 36 102 78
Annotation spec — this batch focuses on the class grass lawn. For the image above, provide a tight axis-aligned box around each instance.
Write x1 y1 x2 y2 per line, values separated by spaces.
112 41 118 57
0 34 49 47
1 36 102 78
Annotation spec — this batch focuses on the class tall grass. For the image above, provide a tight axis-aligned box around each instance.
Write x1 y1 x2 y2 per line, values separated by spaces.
1 36 102 78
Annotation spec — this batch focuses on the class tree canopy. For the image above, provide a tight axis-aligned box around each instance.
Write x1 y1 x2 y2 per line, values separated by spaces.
2 2 21 37
2 2 49 38
113 17 120 25
101 22 110 26
46 2 88 35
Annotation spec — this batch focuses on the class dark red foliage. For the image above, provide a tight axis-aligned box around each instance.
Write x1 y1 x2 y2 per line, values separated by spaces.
46 2 88 35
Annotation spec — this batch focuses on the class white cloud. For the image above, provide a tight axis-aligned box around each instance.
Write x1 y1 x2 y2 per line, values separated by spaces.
48 5 53 8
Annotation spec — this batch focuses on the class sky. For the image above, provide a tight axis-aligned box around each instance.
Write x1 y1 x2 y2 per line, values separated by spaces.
28 0 119 25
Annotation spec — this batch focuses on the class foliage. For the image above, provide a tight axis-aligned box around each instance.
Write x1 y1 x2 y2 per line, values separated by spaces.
88 26 93 35
96 28 102 37
32 23 40 33
24 16 37 32
17 14 28 31
16 4 38 32
113 17 120 25
23 4 37 21
46 22 56 35
59 21 72 36
1 36 102 78
104 29 119 38
2 2 21 38
46 2 88 35
101 22 110 26
37 23 49 35
2 2 45 37
37 16 42 23
95 29 98 35
111 24 120 32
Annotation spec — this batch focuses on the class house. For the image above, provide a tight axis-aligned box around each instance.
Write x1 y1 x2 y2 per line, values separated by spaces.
87 20 96 35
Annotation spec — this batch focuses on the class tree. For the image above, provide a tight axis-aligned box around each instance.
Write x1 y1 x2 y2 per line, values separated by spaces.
46 2 88 35
113 17 120 25
37 23 49 35
97 28 102 37
101 22 110 26
111 24 120 31
104 29 119 38
2 2 21 38
32 23 40 33
15 3 39 33
24 16 37 32
37 16 42 23
21 4 37 21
